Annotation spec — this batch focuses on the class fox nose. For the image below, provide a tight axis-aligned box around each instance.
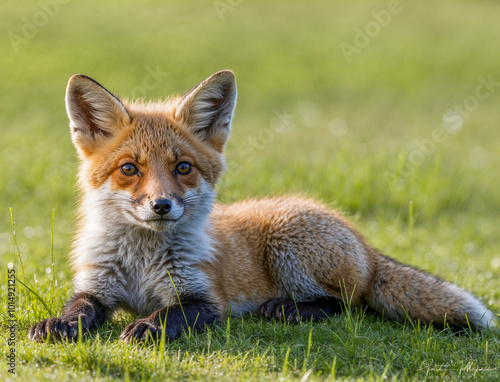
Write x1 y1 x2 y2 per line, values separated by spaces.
150 199 172 215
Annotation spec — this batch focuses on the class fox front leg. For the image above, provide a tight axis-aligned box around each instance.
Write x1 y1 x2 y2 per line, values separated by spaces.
119 300 220 343
28 292 108 342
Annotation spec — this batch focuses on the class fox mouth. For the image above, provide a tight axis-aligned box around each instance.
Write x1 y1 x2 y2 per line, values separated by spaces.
124 211 184 230
145 216 184 232
143 216 182 222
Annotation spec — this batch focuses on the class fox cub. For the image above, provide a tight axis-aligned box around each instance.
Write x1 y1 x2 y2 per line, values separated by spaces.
29 70 494 343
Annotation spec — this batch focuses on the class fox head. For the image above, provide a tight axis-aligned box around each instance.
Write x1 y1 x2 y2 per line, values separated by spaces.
66 70 237 232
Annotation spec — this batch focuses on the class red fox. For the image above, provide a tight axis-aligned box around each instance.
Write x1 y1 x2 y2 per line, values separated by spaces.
29 70 495 343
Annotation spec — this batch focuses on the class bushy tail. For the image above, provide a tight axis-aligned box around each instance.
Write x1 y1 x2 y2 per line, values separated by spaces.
364 254 495 331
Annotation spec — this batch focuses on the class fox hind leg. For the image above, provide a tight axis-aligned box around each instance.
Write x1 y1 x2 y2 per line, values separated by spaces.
260 297 343 323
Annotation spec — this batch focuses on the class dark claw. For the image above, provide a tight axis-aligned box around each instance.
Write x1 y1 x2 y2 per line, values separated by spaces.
28 315 88 342
260 297 299 322
119 318 164 344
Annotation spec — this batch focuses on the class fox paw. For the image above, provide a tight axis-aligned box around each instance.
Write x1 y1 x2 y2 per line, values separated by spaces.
260 296 343 323
119 318 176 343
28 315 88 342
260 297 301 323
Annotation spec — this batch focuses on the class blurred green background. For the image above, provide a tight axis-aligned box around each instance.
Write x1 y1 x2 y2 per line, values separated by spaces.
1 0 499 319
1 1 500 380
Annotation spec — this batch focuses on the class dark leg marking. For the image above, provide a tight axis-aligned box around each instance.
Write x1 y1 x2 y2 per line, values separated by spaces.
260 296 344 323
119 300 220 343
28 292 108 342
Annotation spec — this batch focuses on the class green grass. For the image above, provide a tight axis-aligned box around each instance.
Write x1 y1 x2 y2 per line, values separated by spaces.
1 0 500 380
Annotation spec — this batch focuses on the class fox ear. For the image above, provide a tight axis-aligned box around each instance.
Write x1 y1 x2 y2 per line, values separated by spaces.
175 70 237 152
65 75 130 156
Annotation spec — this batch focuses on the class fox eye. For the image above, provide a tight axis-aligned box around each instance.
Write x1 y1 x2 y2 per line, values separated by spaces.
120 163 138 176
176 162 192 175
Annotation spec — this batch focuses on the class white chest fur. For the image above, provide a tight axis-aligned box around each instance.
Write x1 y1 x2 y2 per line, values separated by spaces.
72 217 214 316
